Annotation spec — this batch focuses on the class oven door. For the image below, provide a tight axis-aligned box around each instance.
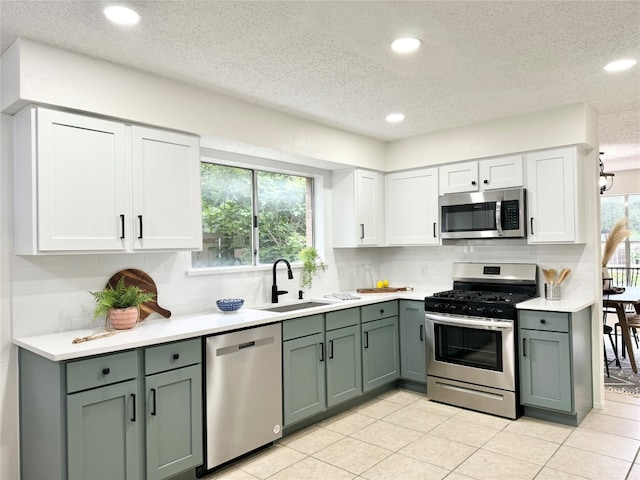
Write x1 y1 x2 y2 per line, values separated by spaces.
425 312 515 391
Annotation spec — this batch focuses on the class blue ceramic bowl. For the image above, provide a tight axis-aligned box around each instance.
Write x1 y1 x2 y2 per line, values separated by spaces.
216 298 244 312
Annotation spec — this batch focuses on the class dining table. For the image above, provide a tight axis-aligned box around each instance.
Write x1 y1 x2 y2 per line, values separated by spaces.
603 286 640 374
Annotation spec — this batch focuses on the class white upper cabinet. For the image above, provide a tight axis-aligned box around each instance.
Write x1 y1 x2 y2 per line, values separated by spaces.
439 155 523 194
14 107 202 254
131 126 202 250
525 147 585 244
439 161 478 194
386 168 439 245
479 155 523 190
332 169 385 247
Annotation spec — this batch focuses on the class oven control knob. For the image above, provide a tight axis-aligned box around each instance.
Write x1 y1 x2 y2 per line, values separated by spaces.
477 307 486 314
461 305 471 313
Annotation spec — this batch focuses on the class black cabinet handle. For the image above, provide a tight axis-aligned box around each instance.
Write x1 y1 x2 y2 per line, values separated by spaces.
360 224 365 240
380 309 384 314
364 331 369 349
172 353 180 360
433 222 437 238
319 342 324 362
329 340 334 359
540 319 546 324
419 324 424 342
530 217 534 235
138 215 143 239
151 388 157 416
130 394 136 422
102 367 110 375
522 338 526 357
471 180 477 186
483 179 489 184
120 214 125 239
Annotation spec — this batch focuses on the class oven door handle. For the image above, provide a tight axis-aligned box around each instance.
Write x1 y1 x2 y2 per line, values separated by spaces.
425 313 513 331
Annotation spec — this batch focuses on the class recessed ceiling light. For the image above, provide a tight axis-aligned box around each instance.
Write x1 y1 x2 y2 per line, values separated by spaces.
103 5 141 26
603 58 637 73
390 37 422 54
386 113 405 123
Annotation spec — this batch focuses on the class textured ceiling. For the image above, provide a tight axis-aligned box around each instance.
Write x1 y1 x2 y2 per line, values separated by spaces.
1 1 639 171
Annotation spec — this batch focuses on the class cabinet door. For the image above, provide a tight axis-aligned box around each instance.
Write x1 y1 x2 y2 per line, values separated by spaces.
282 333 326 425
326 325 362 408
67 379 140 480
386 168 439 245
356 170 385 245
399 301 426 383
362 317 400 392
439 161 478 194
131 126 202 250
526 148 577 243
37 108 128 251
520 329 572 412
479 155 523 190
145 364 203 480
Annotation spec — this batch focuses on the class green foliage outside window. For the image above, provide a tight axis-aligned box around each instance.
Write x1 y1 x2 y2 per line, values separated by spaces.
192 163 312 268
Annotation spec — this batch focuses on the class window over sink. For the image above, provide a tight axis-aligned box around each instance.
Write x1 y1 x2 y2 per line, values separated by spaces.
191 159 316 269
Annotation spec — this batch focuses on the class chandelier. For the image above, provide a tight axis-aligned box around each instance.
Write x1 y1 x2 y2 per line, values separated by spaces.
599 152 614 194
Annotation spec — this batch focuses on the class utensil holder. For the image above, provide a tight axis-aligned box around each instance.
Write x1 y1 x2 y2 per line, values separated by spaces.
544 283 561 300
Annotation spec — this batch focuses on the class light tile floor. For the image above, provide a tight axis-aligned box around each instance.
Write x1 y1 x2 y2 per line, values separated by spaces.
204 389 640 480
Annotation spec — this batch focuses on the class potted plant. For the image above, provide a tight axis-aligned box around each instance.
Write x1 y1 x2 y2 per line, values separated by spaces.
602 218 630 290
90 277 156 330
299 246 326 293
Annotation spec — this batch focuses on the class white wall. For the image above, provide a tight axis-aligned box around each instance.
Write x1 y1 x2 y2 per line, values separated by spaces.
1 39 386 172
386 103 599 170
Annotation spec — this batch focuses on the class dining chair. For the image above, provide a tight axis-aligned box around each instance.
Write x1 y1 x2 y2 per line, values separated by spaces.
615 312 640 359
603 280 621 376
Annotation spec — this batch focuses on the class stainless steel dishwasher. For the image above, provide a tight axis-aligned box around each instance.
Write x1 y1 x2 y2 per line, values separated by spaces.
202 323 282 471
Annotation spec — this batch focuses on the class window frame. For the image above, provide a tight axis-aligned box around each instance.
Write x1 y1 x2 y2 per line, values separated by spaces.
189 150 326 275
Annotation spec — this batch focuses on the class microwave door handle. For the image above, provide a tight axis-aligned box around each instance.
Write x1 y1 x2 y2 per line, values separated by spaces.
495 197 503 236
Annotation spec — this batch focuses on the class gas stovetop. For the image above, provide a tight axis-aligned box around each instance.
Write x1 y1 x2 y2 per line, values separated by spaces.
430 289 533 304
424 262 539 320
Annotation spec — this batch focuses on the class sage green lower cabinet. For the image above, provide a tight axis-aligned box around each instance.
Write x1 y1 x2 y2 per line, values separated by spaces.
282 315 326 426
518 307 592 426
67 379 141 480
19 338 203 480
326 309 362 408
399 300 426 383
145 364 203 480
361 301 400 392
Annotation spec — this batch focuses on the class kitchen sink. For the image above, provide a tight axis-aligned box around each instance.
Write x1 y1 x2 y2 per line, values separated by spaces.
261 301 331 313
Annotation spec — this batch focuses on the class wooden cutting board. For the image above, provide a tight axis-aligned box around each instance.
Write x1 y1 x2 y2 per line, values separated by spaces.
356 287 412 293
106 269 171 320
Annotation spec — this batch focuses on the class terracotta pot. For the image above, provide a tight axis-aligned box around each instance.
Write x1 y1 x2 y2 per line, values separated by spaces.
108 306 140 330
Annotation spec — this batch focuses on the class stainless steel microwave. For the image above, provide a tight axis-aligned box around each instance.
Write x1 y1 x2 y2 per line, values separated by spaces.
439 187 526 239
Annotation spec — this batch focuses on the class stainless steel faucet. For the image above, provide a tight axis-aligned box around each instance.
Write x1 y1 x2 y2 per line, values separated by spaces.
271 258 293 303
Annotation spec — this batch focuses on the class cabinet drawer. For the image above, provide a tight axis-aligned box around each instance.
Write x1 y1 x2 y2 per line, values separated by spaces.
361 301 398 323
145 338 202 375
67 350 138 393
519 310 569 333
326 308 359 331
282 314 324 341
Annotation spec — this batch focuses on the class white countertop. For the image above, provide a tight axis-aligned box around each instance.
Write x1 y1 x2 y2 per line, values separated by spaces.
516 297 595 313
14 291 431 362
14 288 596 362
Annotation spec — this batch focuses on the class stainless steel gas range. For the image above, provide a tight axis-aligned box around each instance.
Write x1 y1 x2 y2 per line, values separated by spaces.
424 262 537 419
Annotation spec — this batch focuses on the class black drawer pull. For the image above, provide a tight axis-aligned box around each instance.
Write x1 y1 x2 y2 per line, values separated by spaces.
150 388 157 416
319 342 324 362
364 331 369 349
329 340 334 359
522 338 526 357
102 367 110 375
380 309 384 314
130 394 136 422
419 324 424 342
540 319 546 324
172 353 180 360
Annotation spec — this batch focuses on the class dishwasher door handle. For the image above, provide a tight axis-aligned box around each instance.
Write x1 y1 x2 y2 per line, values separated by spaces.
215 336 275 356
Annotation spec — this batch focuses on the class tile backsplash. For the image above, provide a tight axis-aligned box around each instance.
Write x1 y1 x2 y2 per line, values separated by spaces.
10 242 594 338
